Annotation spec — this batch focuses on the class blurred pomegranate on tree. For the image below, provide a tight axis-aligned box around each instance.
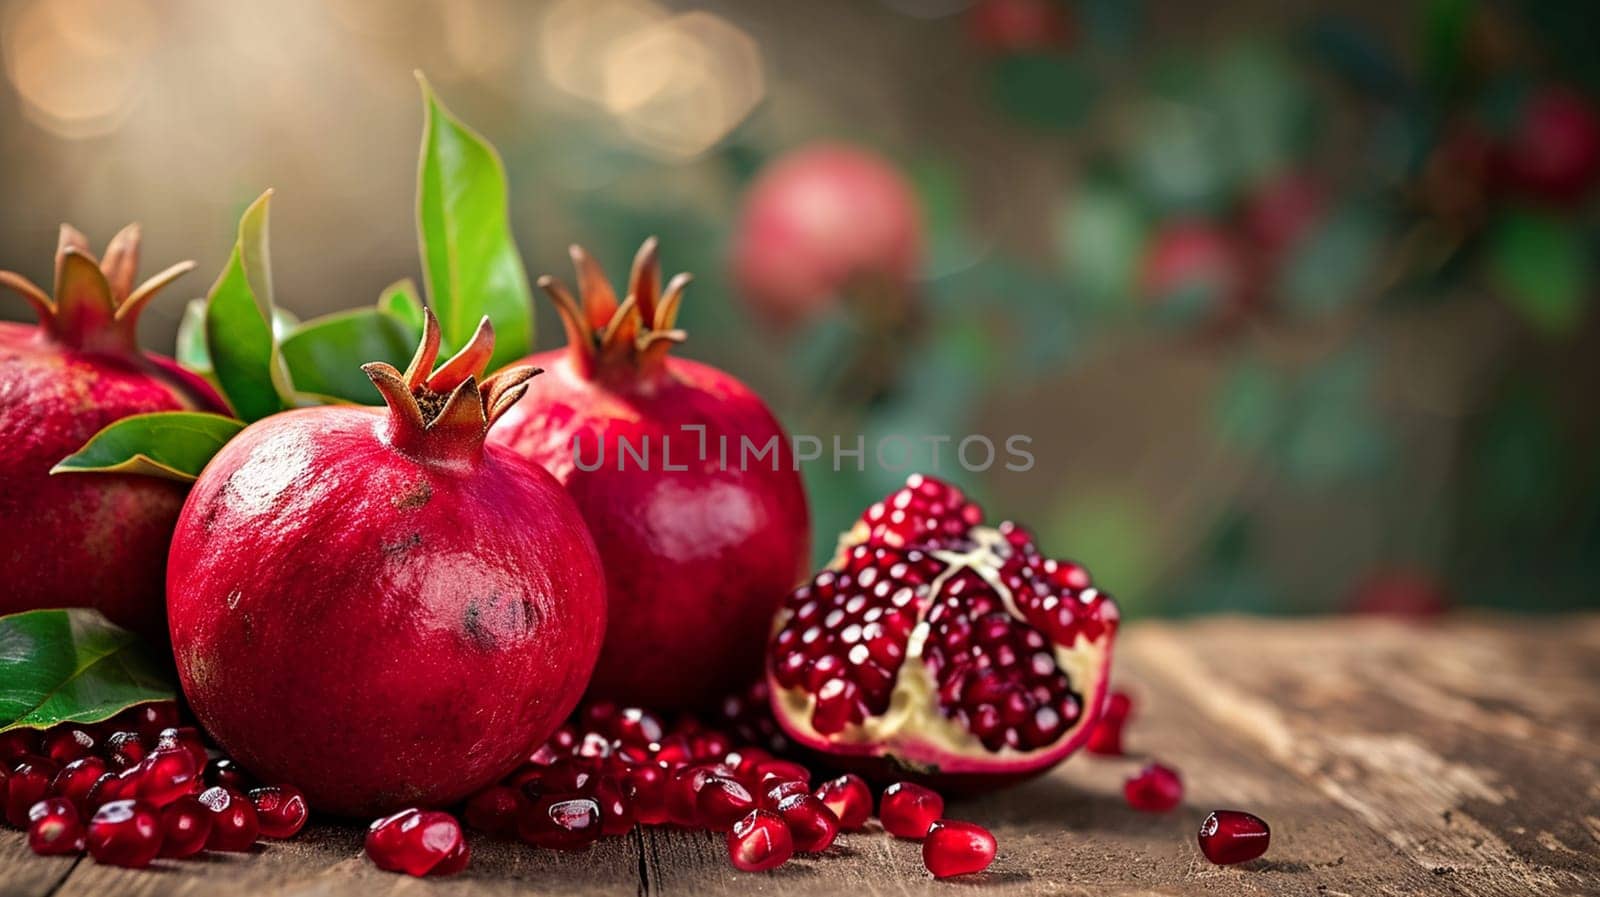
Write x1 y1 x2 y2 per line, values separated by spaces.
732 144 923 326
1499 86 1600 205
1137 219 1251 325
1240 171 1326 267
1345 569 1451 619
965 0 1073 55
492 241 811 712
0 225 224 638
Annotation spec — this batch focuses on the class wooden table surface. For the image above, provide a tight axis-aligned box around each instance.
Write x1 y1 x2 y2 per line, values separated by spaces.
3 615 1597 897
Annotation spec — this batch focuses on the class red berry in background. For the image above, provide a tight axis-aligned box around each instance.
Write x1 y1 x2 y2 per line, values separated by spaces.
923 819 997 878
1086 691 1132 755
1345 569 1451 619
880 782 944 840
1138 219 1251 323
774 794 839 853
727 809 793 872
1501 86 1600 204
814 774 873 831
1123 763 1183 813
197 786 259 852
250 785 309 839
6 757 58 827
518 795 602 851
1241 171 1327 263
966 0 1072 54
167 312 606 817
86 799 163 868
1198 809 1271 865
490 241 809 713
366 808 469 877
28 797 86 856
732 144 923 326
0 226 225 639
158 795 213 859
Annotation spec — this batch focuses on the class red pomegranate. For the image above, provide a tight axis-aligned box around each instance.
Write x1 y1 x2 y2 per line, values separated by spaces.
1137 218 1251 324
1500 86 1600 204
0 224 224 638
731 144 922 326
966 0 1073 55
490 240 810 712
766 475 1117 787
1345 568 1451 619
167 312 606 817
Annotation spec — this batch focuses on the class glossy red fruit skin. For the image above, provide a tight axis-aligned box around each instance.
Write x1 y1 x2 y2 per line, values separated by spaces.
0 226 226 640
880 782 944 840
491 245 808 713
86 799 163 868
732 144 922 326
1198 810 1271 865
250 785 309 838
814 774 872 831
726 809 793 872
169 398 606 814
158 795 213 858
197 786 259 852
1086 692 1131 756
28 797 86 855
366 808 469 876
774 794 839 853
1124 763 1183 813
923 820 997 878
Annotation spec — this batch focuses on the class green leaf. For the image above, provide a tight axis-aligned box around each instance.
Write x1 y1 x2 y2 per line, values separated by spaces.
51 412 245 482
988 54 1098 132
0 609 176 732
282 306 422 404
1281 201 1385 315
416 74 534 371
175 298 212 373
379 279 426 333
1489 210 1591 335
205 190 293 422
1056 181 1145 310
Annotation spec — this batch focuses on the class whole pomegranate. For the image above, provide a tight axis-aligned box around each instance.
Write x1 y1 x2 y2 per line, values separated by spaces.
767 475 1118 787
1137 218 1251 325
1500 86 1600 204
167 312 606 817
966 0 1073 55
0 224 224 638
490 240 810 712
731 144 922 326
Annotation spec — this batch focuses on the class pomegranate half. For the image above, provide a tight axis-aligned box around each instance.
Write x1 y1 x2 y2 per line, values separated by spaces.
0 224 224 638
167 312 606 816
767 475 1118 786
490 240 810 712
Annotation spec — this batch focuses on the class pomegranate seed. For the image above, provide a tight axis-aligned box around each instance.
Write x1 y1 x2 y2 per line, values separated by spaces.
0 729 39 761
366 808 469 876
463 785 522 837
205 757 254 791
28 797 86 856
518 795 601 851
811 678 864 734
726 809 793 872
696 775 757 831
760 778 810 810
250 785 309 838
1124 763 1183 813
41 727 97 765
623 765 669 825
51 756 108 811
197 786 260 851
774 793 839 853
1198 810 1270 865
6 758 59 827
119 701 181 739
103 731 146 770
154 727 210 774
129 747 199 807
159 795 214 858
1086 691 1131 755
614 707 665 745
814 774 873 831
593 775 634 836
923 819 997 878
86 799 163 868
880 782 944 839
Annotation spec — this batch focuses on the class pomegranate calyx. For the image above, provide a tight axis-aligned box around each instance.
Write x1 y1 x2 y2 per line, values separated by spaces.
538 237 691 383
365 308 539 464
0 223 195 357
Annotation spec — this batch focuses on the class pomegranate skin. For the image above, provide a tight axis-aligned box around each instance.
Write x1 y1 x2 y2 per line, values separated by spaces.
0 227 224 639
491 242 810 712
168 317 607 817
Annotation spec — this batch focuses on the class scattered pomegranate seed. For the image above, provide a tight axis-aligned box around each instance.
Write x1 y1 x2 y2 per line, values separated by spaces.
463 785 521 837
41 728 97 765
879 782 944 839
0 730 40 762
154 727 210 774
86 799 163 868
103 731 147 770
760 778 810 810
250 785 310 838
120 702 182 739
1124 763 1183 813
727 809 793 872
130 747 199 807
1086 691 1132 755
197 786 260 851
518 795 601 851
774 794 839 853
6 758 58 827
923 820 997 878
28 797 86 856
158 795 214 858
1198 810 1271 865
696 775 757 831
51 756 108 812
814 774 873 831
366 808 469 876
593 775 634 836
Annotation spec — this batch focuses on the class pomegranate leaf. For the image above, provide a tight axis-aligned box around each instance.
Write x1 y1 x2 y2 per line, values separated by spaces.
0 608 176 732
379 278 427 333
282 305 423 405
415 73 534 373
51 412 245 482
205 190 294 422
1489 210 1590 336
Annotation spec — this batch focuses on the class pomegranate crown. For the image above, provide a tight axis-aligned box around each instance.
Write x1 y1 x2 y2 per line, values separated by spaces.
362 309 539 464
0 223 195 355
540 237 691 380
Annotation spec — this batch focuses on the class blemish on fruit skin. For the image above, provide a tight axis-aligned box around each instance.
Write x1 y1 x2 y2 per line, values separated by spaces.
382 533 424 556
462 593 533 648
392 478 433 511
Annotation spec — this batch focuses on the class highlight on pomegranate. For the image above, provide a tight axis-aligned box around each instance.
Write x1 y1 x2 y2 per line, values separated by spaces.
0 2 1594 894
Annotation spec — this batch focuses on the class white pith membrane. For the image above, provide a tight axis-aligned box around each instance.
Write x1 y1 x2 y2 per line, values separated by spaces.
771 522 1114 774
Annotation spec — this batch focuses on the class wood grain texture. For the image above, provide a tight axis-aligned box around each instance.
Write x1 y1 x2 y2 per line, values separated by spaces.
3 615 1596 897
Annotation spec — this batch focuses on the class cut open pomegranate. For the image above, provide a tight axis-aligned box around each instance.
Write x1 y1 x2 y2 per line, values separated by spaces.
767 475 1118 785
